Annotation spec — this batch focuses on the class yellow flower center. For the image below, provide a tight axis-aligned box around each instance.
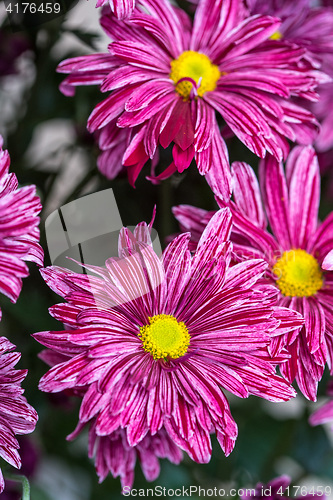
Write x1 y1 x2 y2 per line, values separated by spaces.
170 50 221 99
273 249 323 297
138 314 190 360
270 31 283 40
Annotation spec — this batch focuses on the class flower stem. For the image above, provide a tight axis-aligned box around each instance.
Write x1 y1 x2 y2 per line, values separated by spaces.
4 474 30 500
159 177 173 247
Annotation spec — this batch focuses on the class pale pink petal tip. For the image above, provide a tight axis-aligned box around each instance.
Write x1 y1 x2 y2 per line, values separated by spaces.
322 250 333 271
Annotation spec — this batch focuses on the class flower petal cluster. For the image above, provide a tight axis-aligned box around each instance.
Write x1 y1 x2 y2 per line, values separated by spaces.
68 418 183 488
0 337 38 493
33 209 302 486
58 0 326 189
0 138 43 310
174 146 333 401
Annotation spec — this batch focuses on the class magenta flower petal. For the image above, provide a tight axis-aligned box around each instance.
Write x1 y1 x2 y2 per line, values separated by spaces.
159 99 195 151
162 233 192 314
286 146 320 249
57 53 118 95
190 0 241 53
259 155 292 249
224 202 279 261
231 161 267 229
225 259 268 289
173 144 195 172
88 87 135 131
199 123 231 199
194 99 215 152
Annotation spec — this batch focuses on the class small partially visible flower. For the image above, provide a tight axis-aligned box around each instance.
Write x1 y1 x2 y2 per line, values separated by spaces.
241 475 291 500
246 0 333 68
0 337 38 493
95 0 135 19
309 378 333 429
0 31 31 78
241 475 324 500
34 210 302 486
0 138 43 310
1 437 39 500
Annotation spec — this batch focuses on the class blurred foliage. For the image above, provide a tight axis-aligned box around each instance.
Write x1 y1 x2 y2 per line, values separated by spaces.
0 1 333 499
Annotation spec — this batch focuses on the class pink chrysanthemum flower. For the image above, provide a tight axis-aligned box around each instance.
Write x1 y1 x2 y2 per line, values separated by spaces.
33 209 302 485
58 0 326 190
174 146 333 401
0 336 38 493
95 0 135 20
0 139 43 310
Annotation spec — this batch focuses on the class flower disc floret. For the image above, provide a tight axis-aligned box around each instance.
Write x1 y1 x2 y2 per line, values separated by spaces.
139 314 190 360
273 249 323 297
269 30 283 40
170 51 220 99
